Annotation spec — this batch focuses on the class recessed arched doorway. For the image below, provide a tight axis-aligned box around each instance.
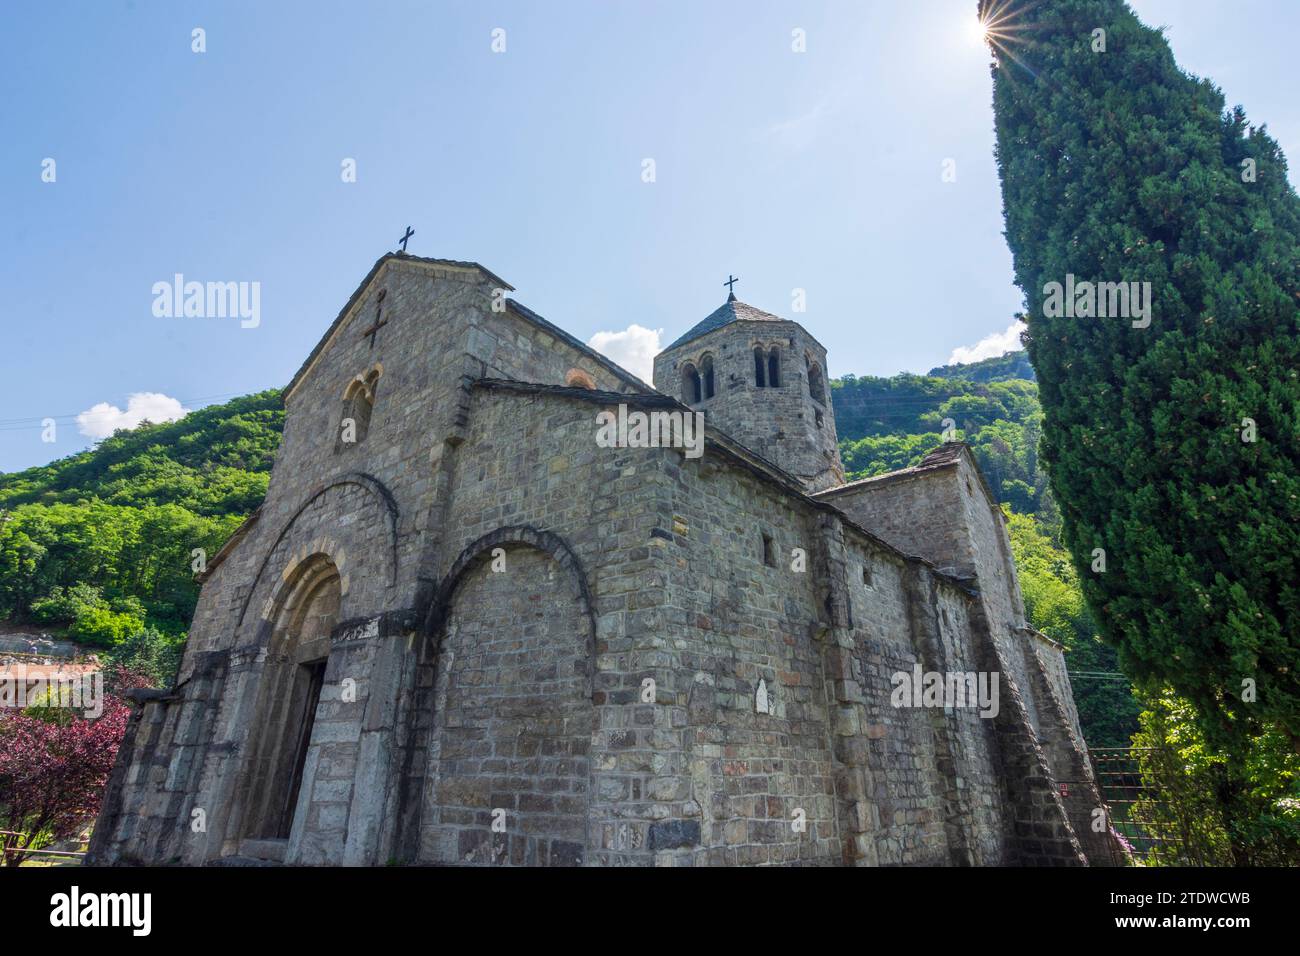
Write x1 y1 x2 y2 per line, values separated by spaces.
241 554 341 842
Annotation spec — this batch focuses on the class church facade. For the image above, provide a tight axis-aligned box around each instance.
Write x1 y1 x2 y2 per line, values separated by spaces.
89 253 1112 866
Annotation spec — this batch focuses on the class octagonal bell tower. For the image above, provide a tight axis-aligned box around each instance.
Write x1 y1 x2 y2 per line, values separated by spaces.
652 291 844 492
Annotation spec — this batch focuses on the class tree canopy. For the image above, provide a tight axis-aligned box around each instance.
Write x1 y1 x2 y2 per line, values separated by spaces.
985 0 1300 754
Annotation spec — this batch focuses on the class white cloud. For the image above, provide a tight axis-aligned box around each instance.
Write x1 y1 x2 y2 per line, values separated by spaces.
76 392 188 439
587 324 662 383
945 320 1026 366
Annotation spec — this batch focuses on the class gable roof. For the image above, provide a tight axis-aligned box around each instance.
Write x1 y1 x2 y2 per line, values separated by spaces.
663 296 788 351
282 253 515 402
504 300 655 394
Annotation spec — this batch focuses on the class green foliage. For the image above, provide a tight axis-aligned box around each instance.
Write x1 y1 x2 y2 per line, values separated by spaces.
30 584 145 647
106 627 183 689
987 0 1300 755
834 370 1049 510
841 432 943 478
0 391 281 641
21 687 77 727
1132 691 1300 865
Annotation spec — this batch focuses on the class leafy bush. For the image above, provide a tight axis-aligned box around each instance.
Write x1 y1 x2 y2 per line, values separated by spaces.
1132 691 1300 865
106 627 183 689
30 584 145 648
0 674 137 866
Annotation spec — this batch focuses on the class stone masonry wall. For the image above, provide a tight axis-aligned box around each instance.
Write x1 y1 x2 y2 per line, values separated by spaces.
426 385 670 864
845 548 1008 865
654 449 842 864
420 546 592 866
427 385 1044 864
818 455 1048 747
815 446 1102 864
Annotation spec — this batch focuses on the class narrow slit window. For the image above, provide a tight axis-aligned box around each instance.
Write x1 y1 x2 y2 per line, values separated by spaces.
808 362 825 405
336 372 378 451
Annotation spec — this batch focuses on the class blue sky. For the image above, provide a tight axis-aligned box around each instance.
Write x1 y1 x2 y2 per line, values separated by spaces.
2 0 1297 473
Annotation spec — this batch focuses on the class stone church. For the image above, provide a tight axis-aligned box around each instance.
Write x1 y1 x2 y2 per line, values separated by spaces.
90 252 1112 866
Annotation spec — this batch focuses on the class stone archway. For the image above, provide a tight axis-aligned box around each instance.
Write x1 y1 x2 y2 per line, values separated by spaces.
411 528 595 866
239 554 342 842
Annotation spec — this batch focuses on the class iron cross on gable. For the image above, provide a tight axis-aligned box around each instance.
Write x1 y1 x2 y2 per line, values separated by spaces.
361 289 388 349
724 274 739 297
398 226 415 253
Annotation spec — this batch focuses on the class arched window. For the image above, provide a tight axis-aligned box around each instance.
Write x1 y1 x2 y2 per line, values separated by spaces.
565 368 596 389
767 347 781 388
754 347 766 387
808 362 825 405
701 354 715 399
682 363 702 404
337 369 379 451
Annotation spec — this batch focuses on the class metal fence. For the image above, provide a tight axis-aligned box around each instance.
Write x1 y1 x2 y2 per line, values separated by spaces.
0 830 86 865
1088 746 1202 866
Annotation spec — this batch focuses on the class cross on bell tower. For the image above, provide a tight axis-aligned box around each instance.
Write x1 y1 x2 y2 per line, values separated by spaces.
723 274 739 301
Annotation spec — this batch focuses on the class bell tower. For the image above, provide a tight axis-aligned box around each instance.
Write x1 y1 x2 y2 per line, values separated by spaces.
652 290 844 492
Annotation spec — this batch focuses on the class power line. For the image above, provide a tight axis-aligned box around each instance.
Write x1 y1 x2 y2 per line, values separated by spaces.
0 391 267 432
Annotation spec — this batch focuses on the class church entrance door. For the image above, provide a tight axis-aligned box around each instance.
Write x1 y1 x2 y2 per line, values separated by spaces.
241 555 341 842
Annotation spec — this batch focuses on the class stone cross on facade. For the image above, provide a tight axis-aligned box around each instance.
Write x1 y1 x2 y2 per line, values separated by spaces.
361 289 388 349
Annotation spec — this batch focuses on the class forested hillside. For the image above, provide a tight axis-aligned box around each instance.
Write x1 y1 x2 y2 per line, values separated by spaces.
927 349 1035 383
831 352 1140 746
0 391 282 645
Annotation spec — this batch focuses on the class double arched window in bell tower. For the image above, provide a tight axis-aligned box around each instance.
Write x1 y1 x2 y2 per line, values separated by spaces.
681 354 716 405
754 345 781 388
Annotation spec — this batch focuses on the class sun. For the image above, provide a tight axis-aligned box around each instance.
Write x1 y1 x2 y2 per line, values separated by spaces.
974 0 1031 52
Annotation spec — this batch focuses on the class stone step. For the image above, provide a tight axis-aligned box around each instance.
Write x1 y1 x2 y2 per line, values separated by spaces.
236 838 289 863
206 855 282 867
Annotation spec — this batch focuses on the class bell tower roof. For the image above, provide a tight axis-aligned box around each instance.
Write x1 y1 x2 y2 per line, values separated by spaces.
663 298 787 352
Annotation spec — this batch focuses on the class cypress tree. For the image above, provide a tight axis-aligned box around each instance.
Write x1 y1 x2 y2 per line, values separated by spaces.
980 0 1300 753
